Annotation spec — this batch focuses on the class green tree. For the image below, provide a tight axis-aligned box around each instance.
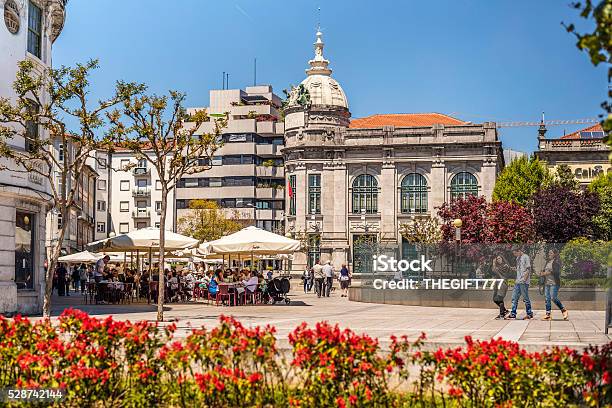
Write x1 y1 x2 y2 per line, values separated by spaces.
108 91 226 321
552 164 579 190
492 156 552 206
399 216 442 244
563 0 611 148
0 60 142 317
177 199 245 242
588 172 612 240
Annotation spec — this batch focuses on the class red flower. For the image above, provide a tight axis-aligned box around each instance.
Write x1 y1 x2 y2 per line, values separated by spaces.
248 372 263 384
336 396 346 408
214 378 225 392
581 354 595 371
348 394 358 405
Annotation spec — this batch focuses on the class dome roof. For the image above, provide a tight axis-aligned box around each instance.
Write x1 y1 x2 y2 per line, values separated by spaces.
289 29 349 109
299 74 348 109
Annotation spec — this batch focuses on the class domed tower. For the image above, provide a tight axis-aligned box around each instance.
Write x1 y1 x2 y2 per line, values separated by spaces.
284 28 350 145
283 29 352 273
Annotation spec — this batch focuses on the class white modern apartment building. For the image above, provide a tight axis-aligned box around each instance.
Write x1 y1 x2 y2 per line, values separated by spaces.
178 86 285 232
103 150 175 236
0 0 67 314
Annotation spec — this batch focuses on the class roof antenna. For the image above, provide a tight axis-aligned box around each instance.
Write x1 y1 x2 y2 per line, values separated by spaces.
254 57 257 86
317 6 321 31
541 111 545 123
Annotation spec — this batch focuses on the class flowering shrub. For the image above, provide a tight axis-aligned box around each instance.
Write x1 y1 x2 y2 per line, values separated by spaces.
0 310 610 407
287 322 422 407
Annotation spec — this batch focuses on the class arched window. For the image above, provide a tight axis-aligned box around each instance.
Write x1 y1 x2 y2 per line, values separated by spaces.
450 172 478 200
401 173 428 213
352 175 378 213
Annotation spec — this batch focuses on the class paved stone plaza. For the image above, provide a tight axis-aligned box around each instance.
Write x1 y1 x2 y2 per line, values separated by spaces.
44 288 611 351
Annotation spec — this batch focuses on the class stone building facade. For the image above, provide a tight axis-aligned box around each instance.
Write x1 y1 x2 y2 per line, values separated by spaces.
283 30 503 273
535 123 610 187
0 0 66 314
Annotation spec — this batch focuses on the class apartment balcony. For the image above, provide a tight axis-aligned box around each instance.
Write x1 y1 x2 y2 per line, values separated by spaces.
255 187 284 199
132 166 151 176
256 166 284 178
132 209 151 219
231 104 279 119
256 143 282 156
132 187 151 197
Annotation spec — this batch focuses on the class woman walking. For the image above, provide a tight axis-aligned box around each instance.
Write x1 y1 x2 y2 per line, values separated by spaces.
339 264 351 298
491 254 512 319
539 248 569 321
78 263 87 294
301 268 310 293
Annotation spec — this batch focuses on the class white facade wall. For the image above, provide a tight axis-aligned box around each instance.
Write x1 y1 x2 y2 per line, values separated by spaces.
107 152 175 235
0 0 66 314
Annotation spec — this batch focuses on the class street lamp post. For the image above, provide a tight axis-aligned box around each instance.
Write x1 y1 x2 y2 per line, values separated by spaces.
452 218 462 277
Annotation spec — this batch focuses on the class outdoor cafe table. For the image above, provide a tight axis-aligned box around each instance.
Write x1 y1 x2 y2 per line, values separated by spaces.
84 281 133 305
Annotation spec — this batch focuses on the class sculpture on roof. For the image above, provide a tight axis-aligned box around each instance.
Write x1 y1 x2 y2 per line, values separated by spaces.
284 84 311 108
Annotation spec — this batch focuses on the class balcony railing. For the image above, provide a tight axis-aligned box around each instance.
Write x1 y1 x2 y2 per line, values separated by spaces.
132 209 150 219
132 187 151 197
132 167 151 176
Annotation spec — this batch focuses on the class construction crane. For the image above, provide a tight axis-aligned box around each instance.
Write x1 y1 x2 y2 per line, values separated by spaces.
496 118 599 128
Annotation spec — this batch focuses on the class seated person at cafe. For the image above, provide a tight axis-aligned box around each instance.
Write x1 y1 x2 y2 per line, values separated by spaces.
243 270 259 293
182 269 195 298
208 270 224 298
167 271 179 301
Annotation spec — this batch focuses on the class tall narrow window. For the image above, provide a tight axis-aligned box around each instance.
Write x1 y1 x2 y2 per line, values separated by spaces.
400 173 428 213
450 172 478 200
27 1 42 58
352 174 378 213
24 100 39 153
307 234 321 269
15 211 35 290
308 174 321 215
288 175 296 216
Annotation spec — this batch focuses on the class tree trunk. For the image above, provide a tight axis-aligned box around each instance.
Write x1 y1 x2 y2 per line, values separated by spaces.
157 187 167 321
42 209 68 317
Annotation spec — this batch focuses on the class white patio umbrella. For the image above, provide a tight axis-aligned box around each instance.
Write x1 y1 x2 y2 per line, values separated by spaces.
207 226 300 255
87 227 198 252
58 250 102 263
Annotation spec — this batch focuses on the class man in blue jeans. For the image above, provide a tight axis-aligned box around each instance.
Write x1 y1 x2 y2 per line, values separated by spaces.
507 247 533 320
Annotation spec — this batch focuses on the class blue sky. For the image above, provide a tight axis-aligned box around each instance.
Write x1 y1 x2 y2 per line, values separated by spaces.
53 0 607 153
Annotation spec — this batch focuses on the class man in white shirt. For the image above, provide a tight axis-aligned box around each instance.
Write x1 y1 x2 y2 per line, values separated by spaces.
312 260 325 298
322 261 334 297
94 255 110 283
242 271 259 293
507 247 533 320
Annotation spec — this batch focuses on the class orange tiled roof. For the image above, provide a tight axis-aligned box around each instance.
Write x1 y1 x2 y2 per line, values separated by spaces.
349 113 466 129
560 123 604 139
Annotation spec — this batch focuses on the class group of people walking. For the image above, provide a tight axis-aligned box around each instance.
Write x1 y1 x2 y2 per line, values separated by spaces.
491 247 569 321
302 260 351 298
53 262 91 296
